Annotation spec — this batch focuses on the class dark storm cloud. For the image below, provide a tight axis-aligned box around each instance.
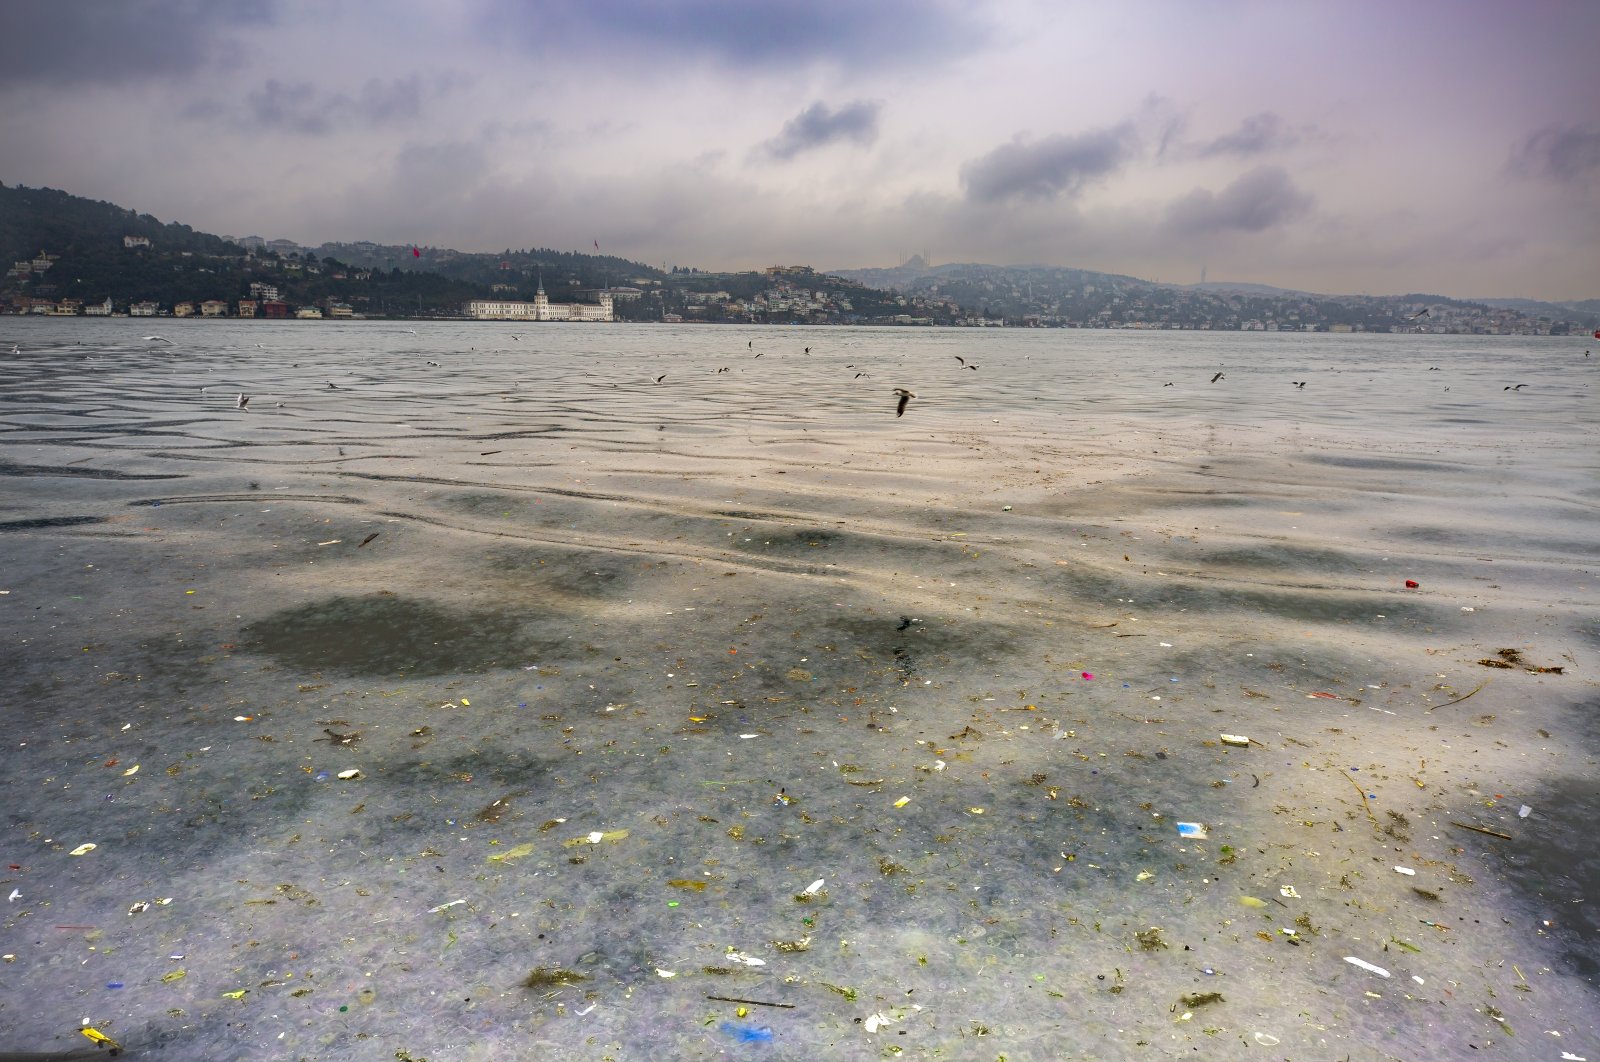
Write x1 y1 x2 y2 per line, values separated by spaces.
763 101 880 160
1165 166 1313 234
1194 112 1299 158
1511 124 1600 183
479 0 987 69
247 77 427 135
961 124 1138 204
0 0 276 87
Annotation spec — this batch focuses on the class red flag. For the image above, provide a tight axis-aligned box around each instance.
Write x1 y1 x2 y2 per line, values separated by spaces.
412 247 421 258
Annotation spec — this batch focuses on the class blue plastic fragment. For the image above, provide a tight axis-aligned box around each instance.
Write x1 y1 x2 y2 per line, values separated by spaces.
719 1021 774 1043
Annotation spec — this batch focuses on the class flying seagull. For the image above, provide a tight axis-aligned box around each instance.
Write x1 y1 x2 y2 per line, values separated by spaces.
236 393 250 409
955 356 966 366
1408 309 1430 320
656 374 667 383
143 335 174 344
1293 381 1306 389
893 388 916 417
1210 372 1225 383
1504 383 1526 390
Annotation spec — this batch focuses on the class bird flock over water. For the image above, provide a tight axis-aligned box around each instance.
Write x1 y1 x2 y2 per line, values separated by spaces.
2 328 1590 419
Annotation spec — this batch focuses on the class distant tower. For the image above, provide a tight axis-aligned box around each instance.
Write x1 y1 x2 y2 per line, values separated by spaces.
1200 264 1207 286
534 271 550 321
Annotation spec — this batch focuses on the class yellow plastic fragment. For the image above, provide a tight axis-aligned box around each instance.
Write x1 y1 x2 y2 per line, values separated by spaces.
123 765 139 776
488 842 536 863
562 829 630 847
69 843 96 857
1239 896 1268 908
222 989 248 999
162 968 188 984
81 1028 120 1049
893 797 911 808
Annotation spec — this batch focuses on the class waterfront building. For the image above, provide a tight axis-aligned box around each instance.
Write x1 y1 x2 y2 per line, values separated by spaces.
466 280 613 321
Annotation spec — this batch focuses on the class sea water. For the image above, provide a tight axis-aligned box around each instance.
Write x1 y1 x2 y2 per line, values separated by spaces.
1 318 1596 1059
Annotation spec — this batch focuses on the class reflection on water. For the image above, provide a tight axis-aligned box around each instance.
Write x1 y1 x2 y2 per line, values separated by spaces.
0 319 1596 1059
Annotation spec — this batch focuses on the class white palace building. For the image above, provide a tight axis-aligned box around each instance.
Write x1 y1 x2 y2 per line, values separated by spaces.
466 281 613 322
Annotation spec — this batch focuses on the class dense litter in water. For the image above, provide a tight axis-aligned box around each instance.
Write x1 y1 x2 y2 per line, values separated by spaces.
1 319 1596 1059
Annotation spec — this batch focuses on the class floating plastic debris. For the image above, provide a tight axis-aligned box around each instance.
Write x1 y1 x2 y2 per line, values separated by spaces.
803 879 825 896
719 1022 774 1043
1219 734 1249 747
1280 885 1301 899
336 769 362 780
68 843 96 857
80 1028 120 1050
1344 956 1390 977
488 843 536 863
1176 822 1208 839
1394 866 1416 876
1518 804 1532 818
864 1012 897 1033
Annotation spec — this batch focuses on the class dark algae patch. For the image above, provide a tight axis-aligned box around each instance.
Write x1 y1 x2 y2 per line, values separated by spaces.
242 594 557 676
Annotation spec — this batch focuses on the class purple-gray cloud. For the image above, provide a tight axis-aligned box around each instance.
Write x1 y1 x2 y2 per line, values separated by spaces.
763 101 880 160
1512 124 1600 183
480 0 987 70
1165 165 1313 234
961 124 1138 204
1195 112 1299 158
247 77 426 135
0 0 275 87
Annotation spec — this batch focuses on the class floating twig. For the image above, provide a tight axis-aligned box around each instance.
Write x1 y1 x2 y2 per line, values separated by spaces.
1450 821 1512 840
1341 767 1379 825
1425 678 1490 712
706 995 795 1009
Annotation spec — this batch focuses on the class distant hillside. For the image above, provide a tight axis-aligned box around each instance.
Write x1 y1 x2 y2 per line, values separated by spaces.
312 241 668 301
0 183 486 312
831 261 1594 335
0 183 955 324
0 182 241 262
1478 297 1600 329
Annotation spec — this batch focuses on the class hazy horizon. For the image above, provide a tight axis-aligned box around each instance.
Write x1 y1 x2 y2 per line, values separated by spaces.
2 1 1597 301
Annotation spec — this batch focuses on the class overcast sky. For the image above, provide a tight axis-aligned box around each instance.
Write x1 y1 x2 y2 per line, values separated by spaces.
3 0 1597 299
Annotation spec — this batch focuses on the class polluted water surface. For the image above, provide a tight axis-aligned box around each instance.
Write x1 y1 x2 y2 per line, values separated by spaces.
0 317 1597 1059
